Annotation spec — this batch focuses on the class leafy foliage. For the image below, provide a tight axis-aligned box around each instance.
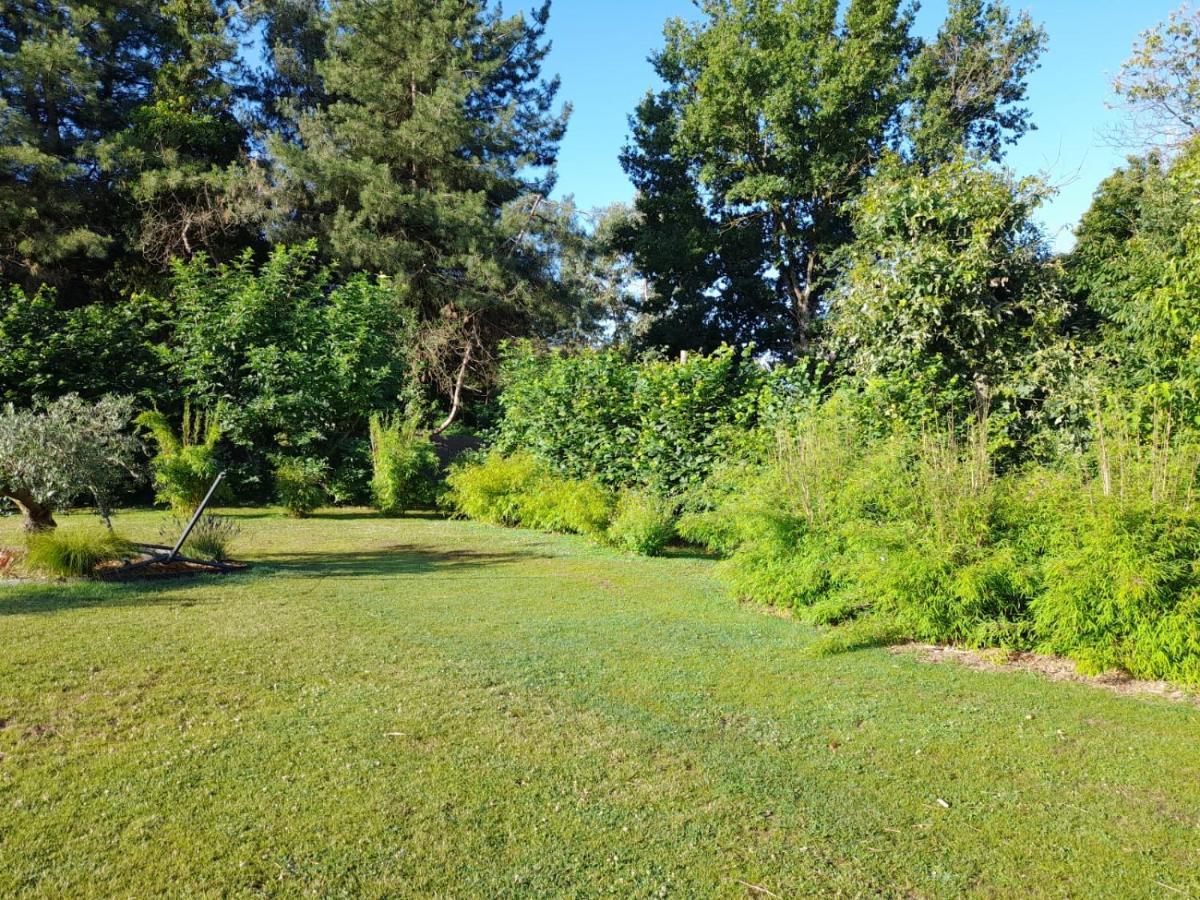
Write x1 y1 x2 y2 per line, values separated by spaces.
1113 5 1200 148
830 154 1067 447
519 477 613 537
494 343 771 495
368 413 440 515
445 452 615 540
274 457 328 518
164 243 411 476
606 491 676 557
681 390 1200 684
0 395 141 530
0 285 169 407
445 453 546 527
620 0 1044 352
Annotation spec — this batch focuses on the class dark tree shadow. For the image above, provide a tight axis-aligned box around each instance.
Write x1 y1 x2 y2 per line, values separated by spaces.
255 543 555 578
304 510 447 522
0 541 557 615
0 576 223 617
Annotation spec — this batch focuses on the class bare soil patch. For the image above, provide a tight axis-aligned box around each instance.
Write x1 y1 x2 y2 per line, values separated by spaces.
895 642 1199 705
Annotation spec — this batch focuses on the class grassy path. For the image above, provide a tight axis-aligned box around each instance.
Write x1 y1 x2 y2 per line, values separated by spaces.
1 510 1198 897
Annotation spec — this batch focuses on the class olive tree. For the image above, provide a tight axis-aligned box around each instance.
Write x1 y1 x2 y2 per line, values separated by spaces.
0 395 141 531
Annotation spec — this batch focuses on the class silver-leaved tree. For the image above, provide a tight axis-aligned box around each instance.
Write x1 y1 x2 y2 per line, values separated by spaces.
0 395 141 531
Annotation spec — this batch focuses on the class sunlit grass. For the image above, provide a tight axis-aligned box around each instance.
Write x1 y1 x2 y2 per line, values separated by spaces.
1 508 1198 896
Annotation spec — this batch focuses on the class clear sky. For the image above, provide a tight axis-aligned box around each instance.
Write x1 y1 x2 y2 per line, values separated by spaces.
542 0 1183 251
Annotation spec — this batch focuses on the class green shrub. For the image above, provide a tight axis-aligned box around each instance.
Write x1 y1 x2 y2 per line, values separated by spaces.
369 413 440 515
137 405 224 513
445 452 614 536
24 528 133 578
274 457 328 517
445 452 544 525
607 491 676 556
494 342 776 495
1032 498 1200 681
701 396 1036 645
518 476 614 536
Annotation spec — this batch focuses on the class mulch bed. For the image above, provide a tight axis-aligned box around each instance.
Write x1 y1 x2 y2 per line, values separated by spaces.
0 546 248 583
95 555 249 581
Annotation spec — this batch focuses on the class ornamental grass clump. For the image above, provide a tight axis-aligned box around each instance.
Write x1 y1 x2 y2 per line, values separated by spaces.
24 528 134 578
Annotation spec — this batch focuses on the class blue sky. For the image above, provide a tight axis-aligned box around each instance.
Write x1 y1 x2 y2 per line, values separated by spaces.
542 0 1182 251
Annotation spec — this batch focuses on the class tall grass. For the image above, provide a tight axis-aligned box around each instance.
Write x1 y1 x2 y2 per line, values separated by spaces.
697 392 1200 684
368 413 440 515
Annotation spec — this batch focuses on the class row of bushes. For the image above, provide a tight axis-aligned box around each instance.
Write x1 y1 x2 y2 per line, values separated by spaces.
445 453 678 556
137 406 443 519
493 342 800 495
678 395 1200 684
448 340 1200 686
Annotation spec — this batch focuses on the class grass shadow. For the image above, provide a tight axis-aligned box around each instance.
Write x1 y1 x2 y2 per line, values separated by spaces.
0 575 224 617
254 542 556 578
658 543 721 561
304 510 447 522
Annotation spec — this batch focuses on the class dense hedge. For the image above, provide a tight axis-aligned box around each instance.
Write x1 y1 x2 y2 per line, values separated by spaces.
492 342 780 495
680 393 1200 684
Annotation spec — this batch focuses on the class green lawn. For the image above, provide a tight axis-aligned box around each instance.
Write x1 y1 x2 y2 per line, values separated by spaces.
1 510 1198 897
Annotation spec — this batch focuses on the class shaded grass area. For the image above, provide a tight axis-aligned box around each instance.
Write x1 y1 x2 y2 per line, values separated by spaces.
1 509 1198 897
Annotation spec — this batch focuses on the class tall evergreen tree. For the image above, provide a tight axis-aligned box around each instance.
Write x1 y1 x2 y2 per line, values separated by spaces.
99 0 254 282
1 2 165 298
1 1 254 301
267 0 575 424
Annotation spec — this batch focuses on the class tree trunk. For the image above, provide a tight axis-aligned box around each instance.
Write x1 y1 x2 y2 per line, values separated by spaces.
433 336 474 435
5 489 57 532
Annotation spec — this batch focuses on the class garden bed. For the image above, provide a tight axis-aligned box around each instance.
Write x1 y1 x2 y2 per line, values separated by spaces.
94 554 249 581
895 642 1200 705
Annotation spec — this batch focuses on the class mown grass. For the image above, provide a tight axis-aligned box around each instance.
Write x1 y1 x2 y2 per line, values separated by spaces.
1 509 1198 897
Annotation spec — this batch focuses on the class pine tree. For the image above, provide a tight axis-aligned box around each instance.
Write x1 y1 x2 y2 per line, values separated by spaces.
99 0 255 282
268 0 573 425
0 1 168 298
1 1 254 300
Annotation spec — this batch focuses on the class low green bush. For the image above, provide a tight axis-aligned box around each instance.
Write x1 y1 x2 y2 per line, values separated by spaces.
369 413 440 515
1032 497 1200 681
274 457 328 517
24 528 133 578
445 452 544 525
446 452 615 537
518 476 614 536
606 491 676 556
